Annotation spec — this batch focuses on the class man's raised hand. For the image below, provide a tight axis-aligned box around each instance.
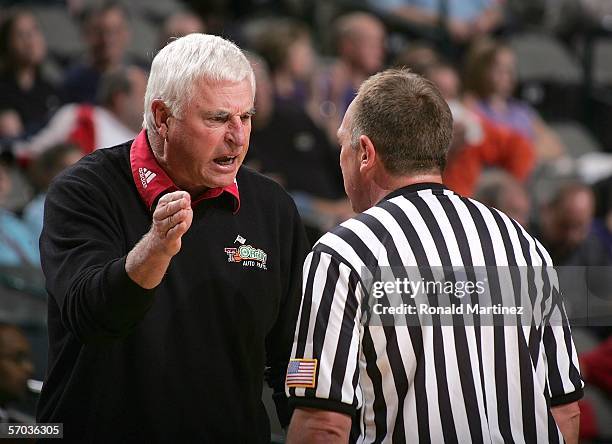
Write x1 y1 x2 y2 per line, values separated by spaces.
126 191 193 289
151 191 193 256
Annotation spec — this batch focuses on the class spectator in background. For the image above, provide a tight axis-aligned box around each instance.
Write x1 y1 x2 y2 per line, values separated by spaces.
0 8 61 138
592 175 612 257
463 38 565 161
422 61 535 196
371 0 504 45
535 182 612 441
536 182 609 266
0 160 39 269
474 170 531 227
393 41 440 73
0 111 23 141
247 17 316 112
61 1 131 104
23 144 82 239
18 66 147 158
0 323 34 423
158 10 205 49
247 54 352 241
316 12 386 140
535 183 612 336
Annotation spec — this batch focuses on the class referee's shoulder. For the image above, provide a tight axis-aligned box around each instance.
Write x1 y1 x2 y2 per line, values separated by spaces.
311 205 381 255
461 193 555 266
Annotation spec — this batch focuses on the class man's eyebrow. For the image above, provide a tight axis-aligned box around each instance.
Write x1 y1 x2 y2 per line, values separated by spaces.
203 108 256 118
202 110 230 119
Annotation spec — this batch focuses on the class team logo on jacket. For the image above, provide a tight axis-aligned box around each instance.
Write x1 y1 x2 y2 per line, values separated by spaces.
224 235 268 269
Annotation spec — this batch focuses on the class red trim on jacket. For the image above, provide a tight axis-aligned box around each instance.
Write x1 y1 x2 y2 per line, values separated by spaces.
129 130 240 212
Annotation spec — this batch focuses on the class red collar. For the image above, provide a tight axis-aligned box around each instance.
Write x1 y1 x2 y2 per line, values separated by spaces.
129 130 240 212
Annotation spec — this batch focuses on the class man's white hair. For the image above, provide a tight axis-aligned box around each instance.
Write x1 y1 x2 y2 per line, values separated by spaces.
143 33 255 133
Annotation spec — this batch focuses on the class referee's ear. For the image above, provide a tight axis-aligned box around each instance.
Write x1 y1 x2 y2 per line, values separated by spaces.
358 134 376 175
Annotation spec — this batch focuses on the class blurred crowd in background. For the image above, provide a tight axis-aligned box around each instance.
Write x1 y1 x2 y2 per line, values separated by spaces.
0 0 611 440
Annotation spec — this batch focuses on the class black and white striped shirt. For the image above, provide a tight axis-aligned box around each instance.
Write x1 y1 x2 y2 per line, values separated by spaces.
286 183 583 443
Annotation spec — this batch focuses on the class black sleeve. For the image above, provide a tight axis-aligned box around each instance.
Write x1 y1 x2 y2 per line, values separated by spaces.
264 194 311 428
40 167 155 344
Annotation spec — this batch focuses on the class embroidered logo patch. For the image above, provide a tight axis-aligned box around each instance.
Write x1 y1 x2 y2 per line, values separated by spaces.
224 236 268 269
286 358 318 388
138 167 156 188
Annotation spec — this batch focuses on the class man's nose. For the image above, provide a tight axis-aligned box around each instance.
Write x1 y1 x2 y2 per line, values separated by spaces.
226 116 246 148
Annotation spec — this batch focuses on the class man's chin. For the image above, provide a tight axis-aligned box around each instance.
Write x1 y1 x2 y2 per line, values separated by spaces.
207 161 242 187
208 174 238 190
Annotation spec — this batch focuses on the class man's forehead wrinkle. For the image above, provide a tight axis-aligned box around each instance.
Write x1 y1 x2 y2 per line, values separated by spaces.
194 79 254 115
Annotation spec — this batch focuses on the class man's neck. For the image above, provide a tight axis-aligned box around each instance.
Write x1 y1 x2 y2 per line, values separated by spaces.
371 173 444 206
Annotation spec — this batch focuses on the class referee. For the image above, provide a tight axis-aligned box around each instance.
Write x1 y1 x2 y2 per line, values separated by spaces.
285 69 583 443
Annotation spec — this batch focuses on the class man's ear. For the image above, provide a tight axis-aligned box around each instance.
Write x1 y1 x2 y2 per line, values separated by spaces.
151 99 171 139
359 134 377 175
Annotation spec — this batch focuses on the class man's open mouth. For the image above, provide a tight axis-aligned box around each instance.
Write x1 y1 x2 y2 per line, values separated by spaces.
214 156 237 166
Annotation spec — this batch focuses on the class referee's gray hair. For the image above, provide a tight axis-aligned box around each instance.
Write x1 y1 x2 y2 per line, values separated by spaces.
143 33 255 133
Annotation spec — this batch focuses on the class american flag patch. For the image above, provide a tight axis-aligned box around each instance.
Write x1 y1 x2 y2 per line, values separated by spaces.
286 358 318 388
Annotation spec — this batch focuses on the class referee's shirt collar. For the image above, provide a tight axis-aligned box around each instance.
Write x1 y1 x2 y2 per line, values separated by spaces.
382 182 449 202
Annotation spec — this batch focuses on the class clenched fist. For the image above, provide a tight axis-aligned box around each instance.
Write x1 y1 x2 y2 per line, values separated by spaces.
151 191 193 256
126 191 194 289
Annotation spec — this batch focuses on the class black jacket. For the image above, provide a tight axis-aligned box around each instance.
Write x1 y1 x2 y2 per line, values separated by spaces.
37 141 310 443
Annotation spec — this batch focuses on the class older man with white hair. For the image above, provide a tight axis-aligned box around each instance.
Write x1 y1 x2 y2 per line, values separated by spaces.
38 33 309 442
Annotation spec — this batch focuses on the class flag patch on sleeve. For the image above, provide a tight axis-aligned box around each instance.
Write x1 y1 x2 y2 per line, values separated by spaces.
286 358 318 388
